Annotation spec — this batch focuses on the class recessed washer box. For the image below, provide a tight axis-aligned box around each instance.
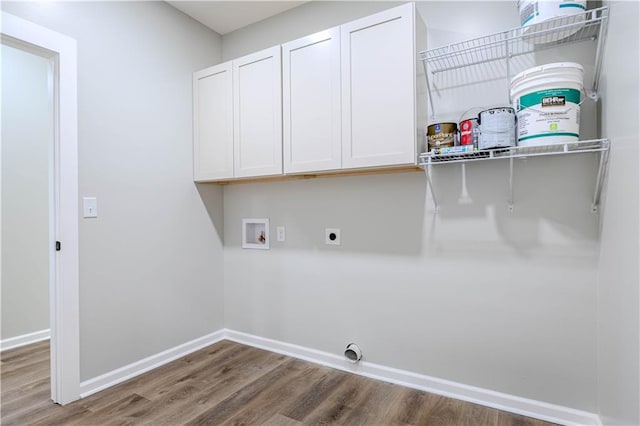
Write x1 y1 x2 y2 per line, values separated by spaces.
242 218 269 250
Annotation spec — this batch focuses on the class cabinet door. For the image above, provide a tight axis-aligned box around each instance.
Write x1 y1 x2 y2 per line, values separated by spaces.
283 27 341 174
341 3 416 169
193 62 233 181
233 46 283 178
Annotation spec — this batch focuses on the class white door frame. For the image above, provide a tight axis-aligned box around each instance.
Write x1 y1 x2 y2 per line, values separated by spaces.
1 12 80 405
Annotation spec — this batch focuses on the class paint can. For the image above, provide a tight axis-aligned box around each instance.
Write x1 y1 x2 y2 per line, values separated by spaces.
517 0 587 43
510 62 583 147
426 122 457 152
459 118 479 148
477 107 517 150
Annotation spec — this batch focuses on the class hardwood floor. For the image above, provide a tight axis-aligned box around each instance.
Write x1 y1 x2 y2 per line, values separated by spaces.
1 340 556 425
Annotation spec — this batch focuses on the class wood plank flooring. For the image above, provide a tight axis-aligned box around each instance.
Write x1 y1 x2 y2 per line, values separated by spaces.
1 340 556 425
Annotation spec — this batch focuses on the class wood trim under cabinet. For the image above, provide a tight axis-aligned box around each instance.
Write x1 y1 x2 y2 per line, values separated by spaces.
200 165 422 185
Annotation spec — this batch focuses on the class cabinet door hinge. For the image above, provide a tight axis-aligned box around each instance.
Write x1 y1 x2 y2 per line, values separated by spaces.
55 241 61 251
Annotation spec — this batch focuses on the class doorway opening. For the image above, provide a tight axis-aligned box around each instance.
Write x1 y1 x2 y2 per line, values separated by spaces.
1 41 53 358
1 12 79 405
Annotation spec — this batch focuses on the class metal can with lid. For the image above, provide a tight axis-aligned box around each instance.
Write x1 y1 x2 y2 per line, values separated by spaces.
459 118 479 148
426 122 457 152
477 107 517 150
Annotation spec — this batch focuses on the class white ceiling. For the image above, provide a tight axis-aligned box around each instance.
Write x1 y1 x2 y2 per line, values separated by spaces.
167 1 308 35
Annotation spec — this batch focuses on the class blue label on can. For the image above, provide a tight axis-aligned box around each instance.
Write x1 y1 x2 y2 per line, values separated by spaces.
435 124 441 132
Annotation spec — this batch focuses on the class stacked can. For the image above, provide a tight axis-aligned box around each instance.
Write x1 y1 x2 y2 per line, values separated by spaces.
426 122 457 152
459 118 479 148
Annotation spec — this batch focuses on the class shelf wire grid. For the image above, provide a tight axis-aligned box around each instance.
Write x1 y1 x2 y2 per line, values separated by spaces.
420 7 609 74
418 139 609 166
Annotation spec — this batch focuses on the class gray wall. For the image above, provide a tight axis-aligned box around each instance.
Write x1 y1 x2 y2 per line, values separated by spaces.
1 44 52 340
4 2 637 421
597 1 640 424
222 1 600 412
1 1 225 380
222 2 397 61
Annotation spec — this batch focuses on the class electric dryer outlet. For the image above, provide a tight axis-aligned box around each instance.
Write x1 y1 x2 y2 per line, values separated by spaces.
325 228 341 245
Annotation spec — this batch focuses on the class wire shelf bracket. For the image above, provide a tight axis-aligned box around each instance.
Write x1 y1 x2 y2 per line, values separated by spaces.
419 139 610 214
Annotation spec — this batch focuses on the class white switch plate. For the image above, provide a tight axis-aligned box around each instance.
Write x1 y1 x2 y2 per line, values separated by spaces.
83 197 98 218
325 228 341 245
276 226 285 242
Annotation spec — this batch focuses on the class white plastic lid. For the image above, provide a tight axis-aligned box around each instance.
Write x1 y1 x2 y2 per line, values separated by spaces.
510 62 584 85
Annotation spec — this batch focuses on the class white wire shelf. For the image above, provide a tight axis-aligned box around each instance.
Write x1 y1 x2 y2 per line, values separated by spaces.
418 8 610 213
419 139 609 165
419 6 609 105
419 139 610 214
420 6 608 73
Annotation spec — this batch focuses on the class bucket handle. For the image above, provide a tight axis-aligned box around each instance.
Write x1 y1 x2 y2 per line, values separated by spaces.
458 106 487 123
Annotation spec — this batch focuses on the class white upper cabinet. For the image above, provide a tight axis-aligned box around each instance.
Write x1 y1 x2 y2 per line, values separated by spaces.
192 4 425 182
193 62 233 181
233 46 283 178
341 3 417 169
282 27 342 174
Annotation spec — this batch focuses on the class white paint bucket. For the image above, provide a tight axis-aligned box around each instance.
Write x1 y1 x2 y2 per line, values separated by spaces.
477 107 517 150
518 0 587 43
510 62 583 147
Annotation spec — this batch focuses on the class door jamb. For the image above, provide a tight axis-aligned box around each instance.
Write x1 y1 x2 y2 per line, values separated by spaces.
1 12 80 405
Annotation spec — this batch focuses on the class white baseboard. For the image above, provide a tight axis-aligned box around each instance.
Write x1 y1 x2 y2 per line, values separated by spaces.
1 329 50 352
223 329 602 426
77 328 601 426
79 330 225 398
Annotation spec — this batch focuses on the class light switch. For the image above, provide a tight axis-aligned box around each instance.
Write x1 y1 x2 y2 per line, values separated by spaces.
276 226 285 242
83 197 98 218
